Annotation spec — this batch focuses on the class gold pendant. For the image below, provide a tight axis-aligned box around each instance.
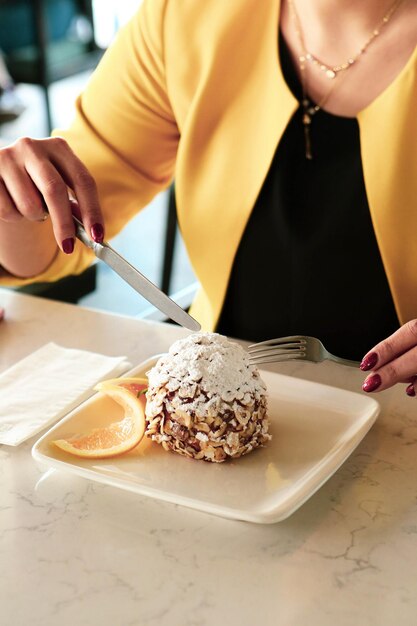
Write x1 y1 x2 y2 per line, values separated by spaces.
304 124 313 160
302 112 313 160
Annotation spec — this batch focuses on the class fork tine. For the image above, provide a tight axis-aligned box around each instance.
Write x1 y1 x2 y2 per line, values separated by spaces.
248 343 304 355
249 346 305 359
248 335 305 351
248 341 303 355
249 352 306 365
248 335 307 366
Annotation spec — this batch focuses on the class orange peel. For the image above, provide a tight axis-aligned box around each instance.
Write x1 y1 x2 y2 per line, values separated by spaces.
95 376 148 390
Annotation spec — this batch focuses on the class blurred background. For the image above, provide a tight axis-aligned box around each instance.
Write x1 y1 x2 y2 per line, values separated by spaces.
0 0 196 317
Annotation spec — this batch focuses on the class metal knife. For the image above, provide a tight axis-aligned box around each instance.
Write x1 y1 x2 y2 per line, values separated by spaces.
73 216 201 332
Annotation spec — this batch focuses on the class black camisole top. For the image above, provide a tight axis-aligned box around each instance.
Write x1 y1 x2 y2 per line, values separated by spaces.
216 34 399 360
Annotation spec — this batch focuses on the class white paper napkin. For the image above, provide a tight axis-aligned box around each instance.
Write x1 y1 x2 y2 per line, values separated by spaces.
0 342 131 446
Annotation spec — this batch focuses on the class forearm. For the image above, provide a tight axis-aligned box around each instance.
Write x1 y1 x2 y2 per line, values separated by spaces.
0 218 58 278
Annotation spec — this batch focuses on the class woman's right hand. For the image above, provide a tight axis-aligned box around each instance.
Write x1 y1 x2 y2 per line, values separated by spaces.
0 136 104 254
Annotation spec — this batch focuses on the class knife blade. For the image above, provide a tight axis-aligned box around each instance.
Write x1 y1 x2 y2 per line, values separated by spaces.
73 217 201 332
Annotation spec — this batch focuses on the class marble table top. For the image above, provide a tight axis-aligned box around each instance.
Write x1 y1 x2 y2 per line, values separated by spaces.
1 287 416 626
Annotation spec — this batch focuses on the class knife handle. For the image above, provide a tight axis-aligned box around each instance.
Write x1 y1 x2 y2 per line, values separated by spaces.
73 216 102 252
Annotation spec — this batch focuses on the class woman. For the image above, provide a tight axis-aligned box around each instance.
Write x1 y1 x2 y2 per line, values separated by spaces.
0 0 416 396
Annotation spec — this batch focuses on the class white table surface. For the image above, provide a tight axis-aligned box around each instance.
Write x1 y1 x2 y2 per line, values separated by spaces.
1 287 416 626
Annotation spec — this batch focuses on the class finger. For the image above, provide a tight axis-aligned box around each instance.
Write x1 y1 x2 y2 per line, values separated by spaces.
360 320 417 372
0 307 4 321
0 179 22 223
25 158 75 253
362 344 417 393
0 150 48 221
49 139 104 243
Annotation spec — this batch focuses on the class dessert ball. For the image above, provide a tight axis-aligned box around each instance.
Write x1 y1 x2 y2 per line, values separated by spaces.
145 332 270 462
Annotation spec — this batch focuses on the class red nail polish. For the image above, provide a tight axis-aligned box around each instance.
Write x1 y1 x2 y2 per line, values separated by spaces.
362 373 382 393
91 223 104 243
62 237 74 254
406 383 416 397
360 352 378 371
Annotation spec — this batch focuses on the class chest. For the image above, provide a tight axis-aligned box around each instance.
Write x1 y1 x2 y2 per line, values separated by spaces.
279 1 417 118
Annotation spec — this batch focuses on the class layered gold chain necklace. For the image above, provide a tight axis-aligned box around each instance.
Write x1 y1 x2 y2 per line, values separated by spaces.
287 0 405 159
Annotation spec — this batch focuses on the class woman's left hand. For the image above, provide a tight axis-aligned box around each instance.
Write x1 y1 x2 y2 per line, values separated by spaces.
360 320 417 397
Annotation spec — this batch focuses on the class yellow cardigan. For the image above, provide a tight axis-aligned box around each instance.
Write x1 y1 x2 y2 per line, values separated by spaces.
4 0 417 330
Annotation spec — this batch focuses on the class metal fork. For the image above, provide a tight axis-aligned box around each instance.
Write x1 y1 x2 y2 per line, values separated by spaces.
248 335 359 368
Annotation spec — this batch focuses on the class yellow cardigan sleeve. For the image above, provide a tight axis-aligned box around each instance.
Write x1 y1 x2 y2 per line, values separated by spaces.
0 0 178 287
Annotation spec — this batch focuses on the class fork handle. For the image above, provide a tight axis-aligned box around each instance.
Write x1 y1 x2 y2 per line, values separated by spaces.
328 354 360 368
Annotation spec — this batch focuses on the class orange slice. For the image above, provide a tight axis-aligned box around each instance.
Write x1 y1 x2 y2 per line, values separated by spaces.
95 376 148 400
53 383 146 459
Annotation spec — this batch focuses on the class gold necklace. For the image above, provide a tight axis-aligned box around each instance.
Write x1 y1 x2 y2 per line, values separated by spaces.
298 62 340 160
289 0 405 79
288 0 405 159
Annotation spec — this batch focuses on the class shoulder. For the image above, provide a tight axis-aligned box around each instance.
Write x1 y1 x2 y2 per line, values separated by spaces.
161 0 262 68
130 0 268 64
135 0 261 48
163 0 258 33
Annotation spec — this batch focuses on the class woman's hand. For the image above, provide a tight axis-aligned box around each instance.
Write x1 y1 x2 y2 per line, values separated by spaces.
360 320 417 397
0 136 104 253
0 307 4 321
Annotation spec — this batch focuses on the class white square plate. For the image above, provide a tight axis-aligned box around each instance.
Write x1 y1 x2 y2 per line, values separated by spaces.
32 356 380 523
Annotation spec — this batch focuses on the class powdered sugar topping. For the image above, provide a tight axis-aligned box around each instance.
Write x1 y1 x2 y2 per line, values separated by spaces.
147 332 266 406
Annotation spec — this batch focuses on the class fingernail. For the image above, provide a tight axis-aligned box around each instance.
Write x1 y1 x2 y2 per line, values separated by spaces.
36 212 49 223
406 383 416 397
360 352 378 371
62 237 74 254
362 373 382 393
91 223 104 243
